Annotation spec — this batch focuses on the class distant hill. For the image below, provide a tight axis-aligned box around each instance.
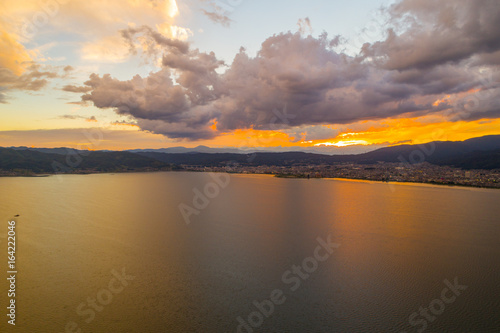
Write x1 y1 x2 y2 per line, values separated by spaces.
128 146 256 154
1 135 500 172
136 151 344 166
352 135 500 164
137 135 500 169
0 148 171 174
437 149 500 170
9 147 84 155
127 145 378 155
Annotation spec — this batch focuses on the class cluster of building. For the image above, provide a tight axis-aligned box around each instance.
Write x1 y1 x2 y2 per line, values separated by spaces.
182 162 500 189
3 161 499 189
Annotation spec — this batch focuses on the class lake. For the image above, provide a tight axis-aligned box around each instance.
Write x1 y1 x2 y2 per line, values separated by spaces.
0 172 499 332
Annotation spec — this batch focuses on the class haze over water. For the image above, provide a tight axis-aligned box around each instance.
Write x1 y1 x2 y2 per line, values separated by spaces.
0 172 499 332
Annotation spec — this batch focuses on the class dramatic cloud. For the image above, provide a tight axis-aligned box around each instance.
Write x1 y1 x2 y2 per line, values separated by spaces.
0 0 197 104
363 0 500 70
0 1 186 101
80 0 500 141
1 0 188 65
81 51 223 139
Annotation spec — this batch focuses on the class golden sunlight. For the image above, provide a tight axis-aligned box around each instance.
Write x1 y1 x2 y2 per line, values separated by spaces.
167 0 179 18
314 140 370 147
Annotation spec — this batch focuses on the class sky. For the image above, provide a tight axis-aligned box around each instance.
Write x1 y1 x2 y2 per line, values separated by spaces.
0 0 499 152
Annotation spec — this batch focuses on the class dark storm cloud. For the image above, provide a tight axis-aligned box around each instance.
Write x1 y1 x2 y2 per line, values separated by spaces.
470 50 500 67
81 53 223 139
81 0 500 140
213 33 371 130
387 65 480 95
363 0 500 70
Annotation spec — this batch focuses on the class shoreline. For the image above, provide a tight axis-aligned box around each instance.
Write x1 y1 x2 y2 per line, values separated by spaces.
273 173 500 190
1 169 499 190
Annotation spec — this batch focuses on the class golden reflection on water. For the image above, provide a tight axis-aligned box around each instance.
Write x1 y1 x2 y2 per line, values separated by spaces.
0 172 499 332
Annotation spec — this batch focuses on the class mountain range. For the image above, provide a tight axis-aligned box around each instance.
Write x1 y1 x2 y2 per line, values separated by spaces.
134 135 500 169
2 135 500 173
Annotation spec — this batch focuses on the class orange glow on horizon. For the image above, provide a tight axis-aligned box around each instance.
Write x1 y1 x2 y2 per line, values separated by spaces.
7 116 499 151
308 117 500 148
185 115 500 150
314 140 370 147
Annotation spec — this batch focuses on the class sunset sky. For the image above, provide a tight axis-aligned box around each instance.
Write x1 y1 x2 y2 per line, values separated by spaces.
1 0 499 152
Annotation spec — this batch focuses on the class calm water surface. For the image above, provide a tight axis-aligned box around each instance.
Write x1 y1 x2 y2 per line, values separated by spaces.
0 172 499 332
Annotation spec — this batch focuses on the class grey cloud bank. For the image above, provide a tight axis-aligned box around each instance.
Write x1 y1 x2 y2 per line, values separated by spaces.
79 0 500 140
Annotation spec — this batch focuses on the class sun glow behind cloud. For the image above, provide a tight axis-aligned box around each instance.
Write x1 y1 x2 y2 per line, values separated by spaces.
1 0 499 151
309 117 500 149
167 0 179 18
315 140 370 147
